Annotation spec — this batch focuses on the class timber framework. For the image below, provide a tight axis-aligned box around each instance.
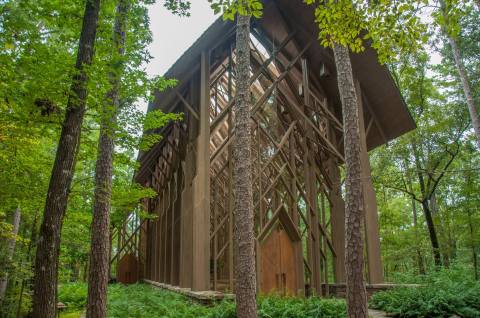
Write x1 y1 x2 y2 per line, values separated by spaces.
113 0 415 296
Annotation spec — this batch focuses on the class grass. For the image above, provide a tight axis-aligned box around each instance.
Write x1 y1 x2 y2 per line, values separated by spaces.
58 283 347 318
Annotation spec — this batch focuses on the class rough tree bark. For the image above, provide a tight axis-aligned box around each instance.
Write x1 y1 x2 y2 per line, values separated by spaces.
411 199 426 275
0 207 21 304
420 200 442 266
16 210 39 318
439 0 480 150
233 12 258 318
86 0 128 317
333 43 368 318
32 1 101 316
411 143 443 267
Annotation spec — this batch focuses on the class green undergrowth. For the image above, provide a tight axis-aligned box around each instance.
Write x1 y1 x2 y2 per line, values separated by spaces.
370 266 480 318
58 282 347 317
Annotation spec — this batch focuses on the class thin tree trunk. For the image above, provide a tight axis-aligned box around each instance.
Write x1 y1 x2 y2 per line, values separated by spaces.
411 142 442 267
16 210 39 318
333 43 367 318
421 200 442 267
86 1 128 316
404 158 426 275
439 0 480 149
448 36 480 149
32 1 101 316
0 207 21 304
412 202 426 275
467 210 478 280
233 12 258 318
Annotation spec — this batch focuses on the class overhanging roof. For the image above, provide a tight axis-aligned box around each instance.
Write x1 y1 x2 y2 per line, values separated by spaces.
149 0 415 151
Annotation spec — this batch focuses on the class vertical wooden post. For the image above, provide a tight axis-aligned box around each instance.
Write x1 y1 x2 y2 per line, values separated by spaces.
159 190 164 282
213 180 218 291
172 168 182 286
327 159 346 283
139 212 147 280
155 194 159 282
327 122 346 283
180 146 194 288
180 85 197 288
161 188 167 282
192 51 211 291
302 59 322 295
321 193 329 296
355 81 384 284
289 134 305 296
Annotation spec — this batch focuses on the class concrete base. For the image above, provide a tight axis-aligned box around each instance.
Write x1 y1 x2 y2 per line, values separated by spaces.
322 283 418 298
143 279 234 305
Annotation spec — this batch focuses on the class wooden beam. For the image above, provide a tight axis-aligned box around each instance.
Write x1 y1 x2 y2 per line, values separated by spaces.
176 91 199 120
356 80 384 284
191 51 211 291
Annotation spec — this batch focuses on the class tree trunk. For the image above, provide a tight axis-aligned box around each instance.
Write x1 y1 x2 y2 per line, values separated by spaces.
32 1 101 316
447 36 480 149
411 142 442 267
420 200 442 267
233 12 258 318
86 1 128 317
333 43 367 318
467 210 478 280
439 0 480 149
0 207 21 304
16 210 39 318
410 195 425 275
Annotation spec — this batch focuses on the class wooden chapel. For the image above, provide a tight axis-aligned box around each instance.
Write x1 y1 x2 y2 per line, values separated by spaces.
114 0 415 297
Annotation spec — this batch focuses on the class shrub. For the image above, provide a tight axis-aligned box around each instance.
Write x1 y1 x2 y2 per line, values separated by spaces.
208 295 347 318
370 266 480 318
58 282 88 312
58 283 347 317
107 284 210 318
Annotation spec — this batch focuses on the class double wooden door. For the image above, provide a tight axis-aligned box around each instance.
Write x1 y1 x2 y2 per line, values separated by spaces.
260 227 298 295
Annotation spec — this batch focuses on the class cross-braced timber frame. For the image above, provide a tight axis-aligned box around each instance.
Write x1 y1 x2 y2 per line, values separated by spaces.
115 0 416 296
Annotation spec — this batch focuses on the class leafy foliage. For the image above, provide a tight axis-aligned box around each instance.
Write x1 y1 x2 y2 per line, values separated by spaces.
163 0 191 17
58 282 88 313
370 266 480 317
57 283 347 318
208 0 263 20
303 0 427 62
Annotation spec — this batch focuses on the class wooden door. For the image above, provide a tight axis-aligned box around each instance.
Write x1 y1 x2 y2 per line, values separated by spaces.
260 227 297 295
117 254 139 284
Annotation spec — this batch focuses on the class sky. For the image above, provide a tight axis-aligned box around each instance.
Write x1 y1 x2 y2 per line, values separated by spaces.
142 2 216 104
137 1 216 113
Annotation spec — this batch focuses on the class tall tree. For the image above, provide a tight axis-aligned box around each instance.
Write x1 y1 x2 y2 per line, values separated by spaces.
86 0 128 316
437 0 480 149
305 0 426 315
32 0 101 316
208 1 262 317
333 44 368 317
233 8 258 318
